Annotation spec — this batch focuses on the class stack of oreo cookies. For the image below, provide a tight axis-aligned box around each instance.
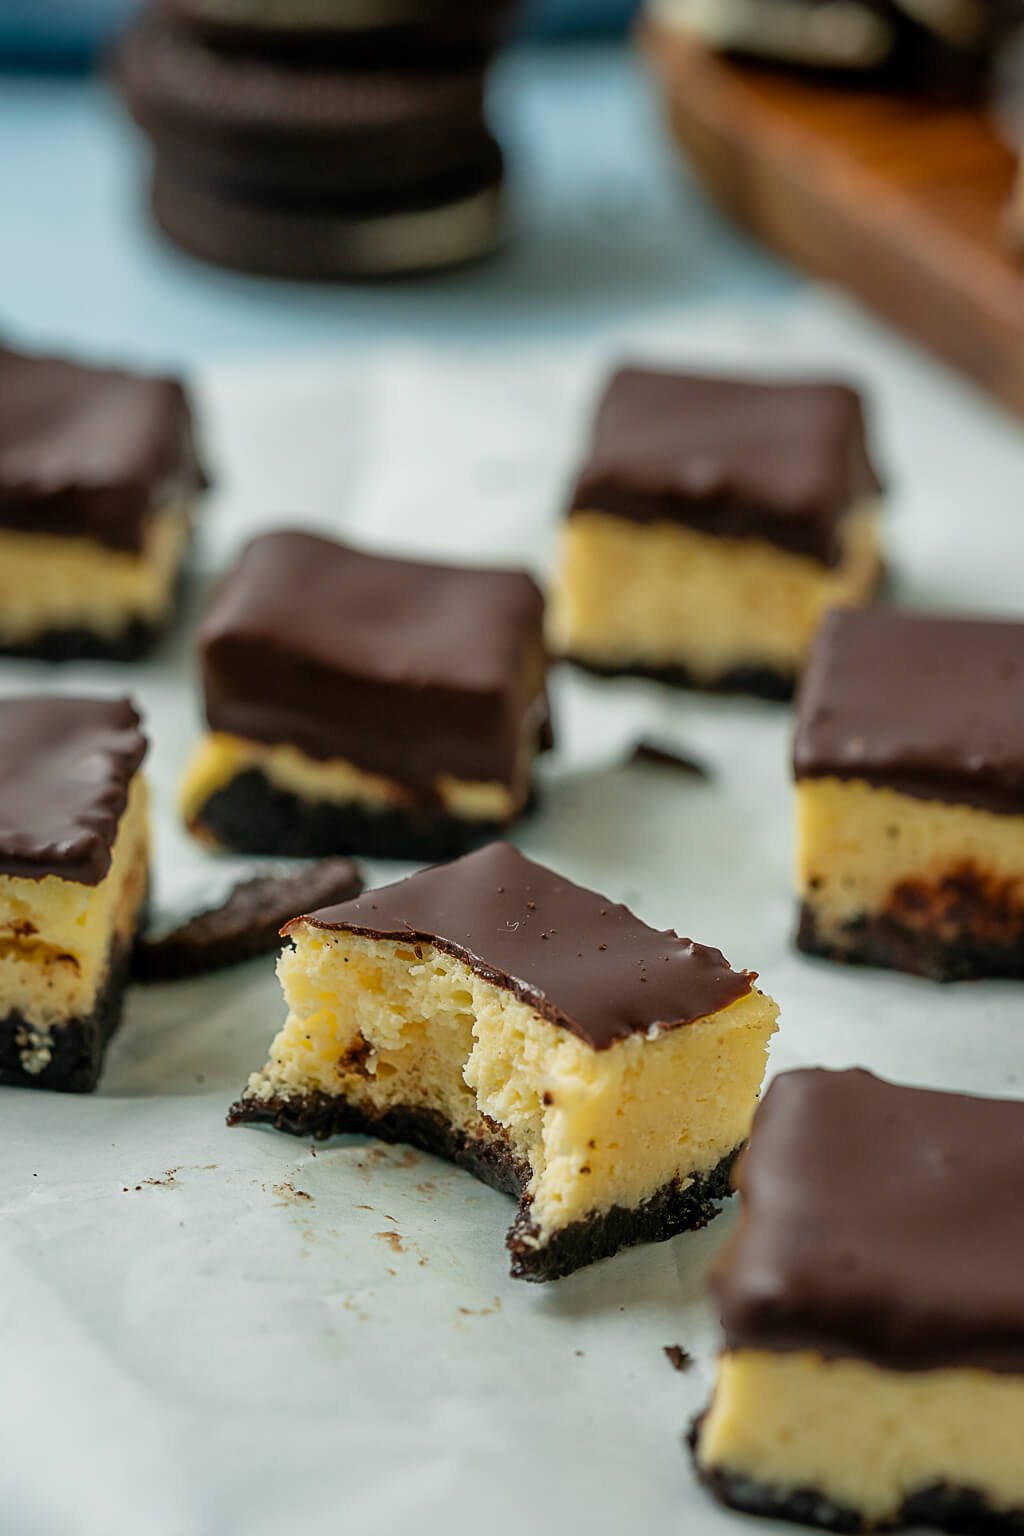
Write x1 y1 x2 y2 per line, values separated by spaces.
115 0 515 279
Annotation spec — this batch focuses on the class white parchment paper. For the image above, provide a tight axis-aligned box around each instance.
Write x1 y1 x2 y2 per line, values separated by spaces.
4 291 1024 1536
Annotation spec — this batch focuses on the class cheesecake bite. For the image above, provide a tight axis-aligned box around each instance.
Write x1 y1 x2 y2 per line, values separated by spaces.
0 345 206 661
796 607 1024 980
228 842 779 1281
694 1067 1024 1533
549 368 883 699
0 697 149 1094
181 532 552 862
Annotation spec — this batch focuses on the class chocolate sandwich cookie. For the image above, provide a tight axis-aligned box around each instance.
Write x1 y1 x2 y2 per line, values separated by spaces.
159 0 516 64
549 367 884 699
0 345 206 661
180 531 552 861
0 697 150 1094
116 14 506 279
795 607 1024 980
229 842 779 1281
694 1067 1024 1532
136 857 364 980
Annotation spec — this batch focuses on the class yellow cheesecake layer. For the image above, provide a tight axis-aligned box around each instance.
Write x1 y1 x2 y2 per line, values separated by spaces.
1 774 150 1074
0 502 192 643
797 778 1024 943
698 1348 1024 1523
548 503 880 683
180 730 536 842
241 927 778 1242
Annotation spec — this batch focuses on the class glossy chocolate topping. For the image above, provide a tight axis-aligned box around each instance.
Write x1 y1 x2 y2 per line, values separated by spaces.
570 368 881 566
0 697 147 884
714 1068 1024 1373
199 531 549 793
795 608 1024 813
0 346 205 553
290 841 754 1050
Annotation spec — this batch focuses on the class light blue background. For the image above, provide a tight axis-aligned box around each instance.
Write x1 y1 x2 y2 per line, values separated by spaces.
0 46 793 371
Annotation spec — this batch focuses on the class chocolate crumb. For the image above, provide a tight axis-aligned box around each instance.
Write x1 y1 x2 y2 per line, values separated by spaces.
663 1344 694 1373
631 741 711 779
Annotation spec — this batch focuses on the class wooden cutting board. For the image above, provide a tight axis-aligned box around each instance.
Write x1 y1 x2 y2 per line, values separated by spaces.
640 17 1024 420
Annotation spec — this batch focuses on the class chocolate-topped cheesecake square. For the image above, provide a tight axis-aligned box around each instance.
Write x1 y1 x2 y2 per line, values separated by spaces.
0 696 150 1093
181 531 551 861
549 366 884 698
0 345 206 661
229 841 779 1280
795 607 1024 978
694 1067 1024 1532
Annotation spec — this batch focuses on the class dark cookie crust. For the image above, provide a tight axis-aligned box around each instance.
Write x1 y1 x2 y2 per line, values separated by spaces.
227 1092 529 1198
689 1420 1024 1533
566 653 795 702
0 616 167 665
797 901 1024 983
227 1087 738 1281
0 936 135 1094
0 557 190 665
190 766 533 862
507 1149 738 1282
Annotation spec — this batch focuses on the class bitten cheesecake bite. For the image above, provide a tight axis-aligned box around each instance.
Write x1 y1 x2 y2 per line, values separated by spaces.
228 842 779 1281
796 607 1024 980
549 368 883 699
694 1068 1024 1533
0 345 206 661
0 697 149 1094
181 532 552 862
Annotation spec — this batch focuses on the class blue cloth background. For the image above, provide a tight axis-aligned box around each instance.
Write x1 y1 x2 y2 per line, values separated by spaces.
0 0 641 60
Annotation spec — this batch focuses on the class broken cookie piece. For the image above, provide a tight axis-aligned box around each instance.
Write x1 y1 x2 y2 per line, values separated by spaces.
135 857 363 981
